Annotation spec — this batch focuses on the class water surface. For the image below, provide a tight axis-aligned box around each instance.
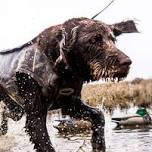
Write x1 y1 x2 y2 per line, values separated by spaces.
0 107 152 152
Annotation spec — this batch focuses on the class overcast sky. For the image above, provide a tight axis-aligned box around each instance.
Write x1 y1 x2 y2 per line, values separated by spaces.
0 0 151 80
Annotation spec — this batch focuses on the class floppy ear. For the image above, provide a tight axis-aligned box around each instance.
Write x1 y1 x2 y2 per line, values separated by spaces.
110 20 139 36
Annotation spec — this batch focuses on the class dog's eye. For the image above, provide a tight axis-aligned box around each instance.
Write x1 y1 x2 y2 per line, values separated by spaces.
90 34 103 45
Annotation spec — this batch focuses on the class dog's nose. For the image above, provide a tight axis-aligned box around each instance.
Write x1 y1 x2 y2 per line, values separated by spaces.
118 50 132 66
120 57 132 66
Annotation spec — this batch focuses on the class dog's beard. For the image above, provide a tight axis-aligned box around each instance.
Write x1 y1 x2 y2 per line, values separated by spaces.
89 60 130 82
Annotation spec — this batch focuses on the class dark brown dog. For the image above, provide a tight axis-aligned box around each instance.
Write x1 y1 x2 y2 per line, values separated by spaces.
0 17 138 152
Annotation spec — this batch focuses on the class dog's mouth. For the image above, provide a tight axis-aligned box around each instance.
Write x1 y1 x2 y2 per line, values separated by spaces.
90 63 130 82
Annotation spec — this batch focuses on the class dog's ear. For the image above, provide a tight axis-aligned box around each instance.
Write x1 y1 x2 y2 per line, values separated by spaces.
110 20 139 36
36 27 68 66
37 27 65 52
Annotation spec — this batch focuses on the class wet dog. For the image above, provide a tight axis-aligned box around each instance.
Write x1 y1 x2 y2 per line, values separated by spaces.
0 17 138 152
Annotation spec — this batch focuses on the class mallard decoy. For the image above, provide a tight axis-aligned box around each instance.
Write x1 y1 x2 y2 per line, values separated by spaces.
112 107 152 128
54 118 91 134
112 115 152 127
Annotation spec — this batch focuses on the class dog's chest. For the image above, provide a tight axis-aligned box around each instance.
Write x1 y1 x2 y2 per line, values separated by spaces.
52 71 83 99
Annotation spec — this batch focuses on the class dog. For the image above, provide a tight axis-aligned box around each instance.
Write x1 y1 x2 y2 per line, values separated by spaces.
0 17 138 152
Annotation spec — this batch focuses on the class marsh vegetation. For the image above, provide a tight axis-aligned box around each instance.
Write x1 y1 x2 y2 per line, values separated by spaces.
82 78 152 111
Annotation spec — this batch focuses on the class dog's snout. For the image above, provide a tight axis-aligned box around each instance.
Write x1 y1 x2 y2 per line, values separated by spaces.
118 51 132 66
120 57 132 66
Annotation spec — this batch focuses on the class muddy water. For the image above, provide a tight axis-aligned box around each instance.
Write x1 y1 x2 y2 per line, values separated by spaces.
0 107 152 152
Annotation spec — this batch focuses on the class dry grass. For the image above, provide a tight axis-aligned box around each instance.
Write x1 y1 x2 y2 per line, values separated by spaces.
82 78 152 111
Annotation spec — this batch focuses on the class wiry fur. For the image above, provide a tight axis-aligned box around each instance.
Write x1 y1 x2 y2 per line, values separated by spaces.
0 17 137 152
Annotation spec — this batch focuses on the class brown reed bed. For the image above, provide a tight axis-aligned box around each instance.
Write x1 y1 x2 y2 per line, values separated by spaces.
82 78 152 111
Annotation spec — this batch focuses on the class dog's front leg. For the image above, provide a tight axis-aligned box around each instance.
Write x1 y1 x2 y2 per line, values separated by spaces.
25 108 55 152
0 105 8 136
62 96 105 152
16 73 55 152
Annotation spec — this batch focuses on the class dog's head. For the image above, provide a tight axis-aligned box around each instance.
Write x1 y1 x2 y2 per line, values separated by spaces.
36 17 138 82
63 18 138 81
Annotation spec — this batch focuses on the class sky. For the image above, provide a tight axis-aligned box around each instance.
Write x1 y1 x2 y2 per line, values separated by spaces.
0 0 152 80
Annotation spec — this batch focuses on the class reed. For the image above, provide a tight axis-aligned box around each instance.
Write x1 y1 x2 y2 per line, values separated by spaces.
82 78 152 111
